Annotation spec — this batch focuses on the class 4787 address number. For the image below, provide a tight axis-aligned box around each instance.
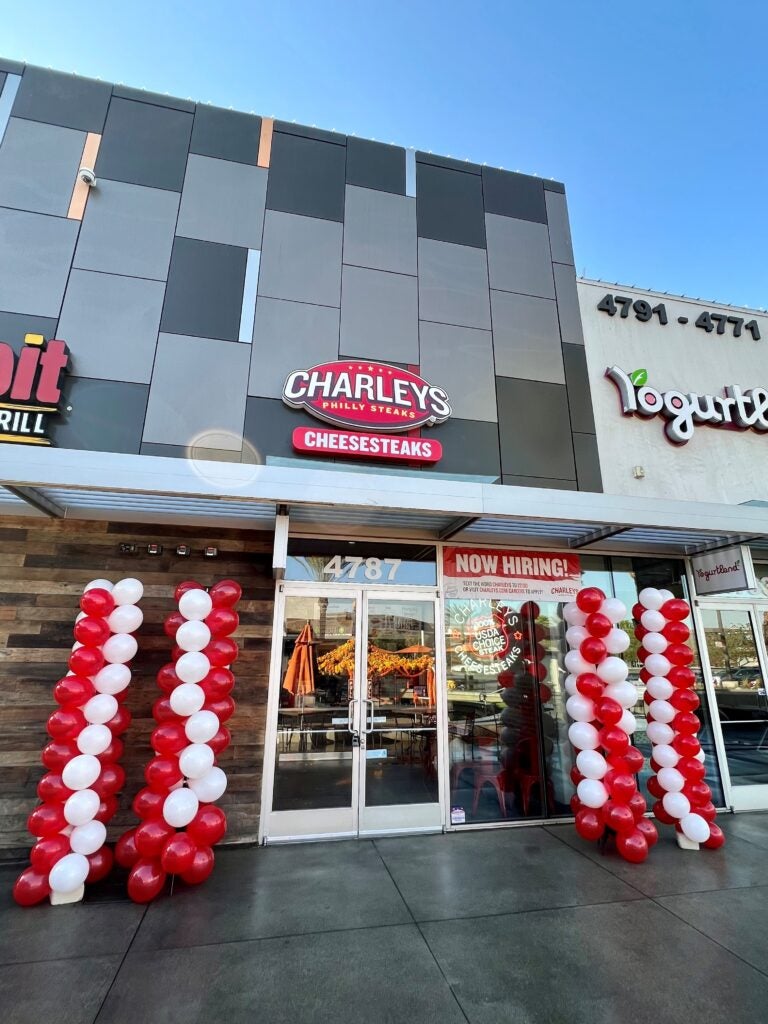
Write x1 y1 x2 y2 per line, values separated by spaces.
597 293 761 340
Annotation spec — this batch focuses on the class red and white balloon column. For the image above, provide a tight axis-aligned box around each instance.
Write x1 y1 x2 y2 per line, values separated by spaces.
565 586 658 863
633 588 725 850
13 577 143 906
116 579 241 903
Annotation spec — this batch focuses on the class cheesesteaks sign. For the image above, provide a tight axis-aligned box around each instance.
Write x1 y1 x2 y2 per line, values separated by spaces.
443 546 582 601
283 360 450 464
0 334 69 446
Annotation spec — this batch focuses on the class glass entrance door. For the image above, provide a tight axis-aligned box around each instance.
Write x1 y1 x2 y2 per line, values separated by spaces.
264 587 442 841
700 605 768 809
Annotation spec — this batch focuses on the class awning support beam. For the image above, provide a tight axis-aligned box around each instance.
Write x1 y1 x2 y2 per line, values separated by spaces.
569 525 628 549
4 485 64 518
685 535 764 556
438 516 478 541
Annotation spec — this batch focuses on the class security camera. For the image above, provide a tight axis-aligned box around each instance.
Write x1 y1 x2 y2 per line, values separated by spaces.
78 167 96 186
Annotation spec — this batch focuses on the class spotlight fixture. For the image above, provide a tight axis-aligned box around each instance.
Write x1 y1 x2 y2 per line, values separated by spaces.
147 543 163 556
175 544 192 557
203 546 218 558
119 543 137 555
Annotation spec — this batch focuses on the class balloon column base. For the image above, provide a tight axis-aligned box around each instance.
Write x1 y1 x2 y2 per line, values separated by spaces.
676 832 700 851
50 884 84 905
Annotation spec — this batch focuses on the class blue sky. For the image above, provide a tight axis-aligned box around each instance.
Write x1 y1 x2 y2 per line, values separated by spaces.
5 1 766 308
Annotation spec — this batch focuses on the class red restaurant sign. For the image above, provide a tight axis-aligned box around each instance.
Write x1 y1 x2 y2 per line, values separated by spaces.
292 426 442 463
443 547 582 601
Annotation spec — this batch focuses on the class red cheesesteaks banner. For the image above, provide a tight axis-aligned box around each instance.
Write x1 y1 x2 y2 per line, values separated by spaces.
443 547 582 601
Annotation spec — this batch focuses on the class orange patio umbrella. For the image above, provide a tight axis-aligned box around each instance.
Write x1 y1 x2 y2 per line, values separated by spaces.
283 622 316 697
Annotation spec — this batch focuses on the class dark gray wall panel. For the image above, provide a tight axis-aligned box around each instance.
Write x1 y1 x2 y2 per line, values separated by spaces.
0 73 6 95
0 311 58 355
266 131 346 222
544 179 565 193
416 152 481 175
96 98 193 191
482 168 547 224
416 162 486 248
273 121 346 146
160 237 247 342
502 475 577 490
422 419 501 480
562 343 596 434
496 377 576 480
243 397 335 464
111 85 195 112
52 378 148 454
346 138 404 195
190 105 261 165
573 432 603 492
0 59 24 75
11 67 111 132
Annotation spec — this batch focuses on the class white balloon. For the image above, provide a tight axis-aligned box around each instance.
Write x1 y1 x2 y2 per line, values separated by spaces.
646 676 674 701
643 632 668 655
695 749 707 763
84 693 118 725
680 812 710 844
72 641 83 651
596 656 628 685
93 663 131 695
170 682 206 717
658 589 674 602
640 609 666 632
49 852 90 893
646 721 675 746
603 680 638 708
649 699 676 724
112 577 144 606
618 709 637 734
604 628 630 655
77 723 113 755
601 598 627 624
188 765 227 802
62 753 101 791
162 787 199 828
564 673 579 696
179 742 215 779
64 788 100 826
179 589 213 621
577 778 609 808
102 633 138 665
75 611 86 623
562 602 588 626
576 749 608 780
657 766 685 791
176 620 212 653
662 791 690 819
176 651 211 685
568 721 600 751
107 604 143 634
84 578 114 593
69 819 107 856
185 710 220 744
565 625 589 649
566 693 596 723
645 654 672 678
639 588 663 611
564 650 593 676
654 745 681 769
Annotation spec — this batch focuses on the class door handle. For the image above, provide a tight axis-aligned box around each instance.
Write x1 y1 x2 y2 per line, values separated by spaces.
347 699 358 734
365 698 375 734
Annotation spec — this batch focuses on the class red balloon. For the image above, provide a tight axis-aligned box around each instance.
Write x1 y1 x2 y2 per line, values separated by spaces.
115 828 141 869
209 579 242 608
520 600 541 619
94 795 120 824
539 683 552 703
92 763 126 798
174 580 204 602
151 722 188 755
575 809 605 841
649 757 661 774
604 801 636 833
86 846 114 883
47 706 87 739
145 756 183 792
606 757 630 775
208 726 231 756
30 834 70 872
635 624 648 641
666 643 694 667
638 667 651 684
667 666 695 689
653 799 676 825
80 587 115 617
202 667 235 701
677 756 706 782
683 781 711 805
171 644 185 663
673 711 701 736
617 828 649 863
670 688 700 712
576 673 604 701
599 726 629 756
662 620 690 644
637 647 649 664
135 818 176 858
643 689 653 706
96 738 125 764
627 791 647 820
180 845 215 884
163 611 186 639
106 706 132 735
69 647 105 678
54 674 96 706
661 598 689 622
672 734 701 758
42 739 79 772
596 697 623 727
570 795 582 815
13 867 50 906
570 766 584 785
580 636 607 665
635 817 659 846
205 638 238 667
205 607 239 639
132 787 166 820
127 858 167 903
37 772 72 803
698 801 717 823
74 615 111 647
157 663 181 695
187 804 227 846
204 696 235 723
609 773 637 803
704 823 726 849
152 697 178 723
28 802 67 838
160 832 198 874
576 587 605 613
623 746 645 773
647 775 665 799
585 612 612 638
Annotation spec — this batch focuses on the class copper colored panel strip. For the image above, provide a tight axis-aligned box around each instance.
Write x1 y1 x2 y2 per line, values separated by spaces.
258 118 273 168
67 132 101 220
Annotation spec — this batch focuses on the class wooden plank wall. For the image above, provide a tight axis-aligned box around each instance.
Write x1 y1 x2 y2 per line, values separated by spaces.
0 516 275 858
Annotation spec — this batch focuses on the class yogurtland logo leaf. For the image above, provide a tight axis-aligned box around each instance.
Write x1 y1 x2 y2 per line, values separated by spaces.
606 365 768 445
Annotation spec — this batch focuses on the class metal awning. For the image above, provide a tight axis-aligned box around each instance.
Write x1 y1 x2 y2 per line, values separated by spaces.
1 446 768 556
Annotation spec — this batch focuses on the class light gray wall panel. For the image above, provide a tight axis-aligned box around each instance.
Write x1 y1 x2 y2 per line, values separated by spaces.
417 238 491 330
258 210 342 307
249 297 339 397
419 321 496 421
0 207 77 317
0 118 84 216
339 265 418 362
485 213 554 298
343 185 416 275
491 290 565 384
176 154 267 250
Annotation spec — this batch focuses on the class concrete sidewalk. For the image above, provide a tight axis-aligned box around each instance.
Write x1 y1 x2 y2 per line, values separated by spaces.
2 813 768 1023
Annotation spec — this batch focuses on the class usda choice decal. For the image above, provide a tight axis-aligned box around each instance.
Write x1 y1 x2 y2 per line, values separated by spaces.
606 366 768 445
